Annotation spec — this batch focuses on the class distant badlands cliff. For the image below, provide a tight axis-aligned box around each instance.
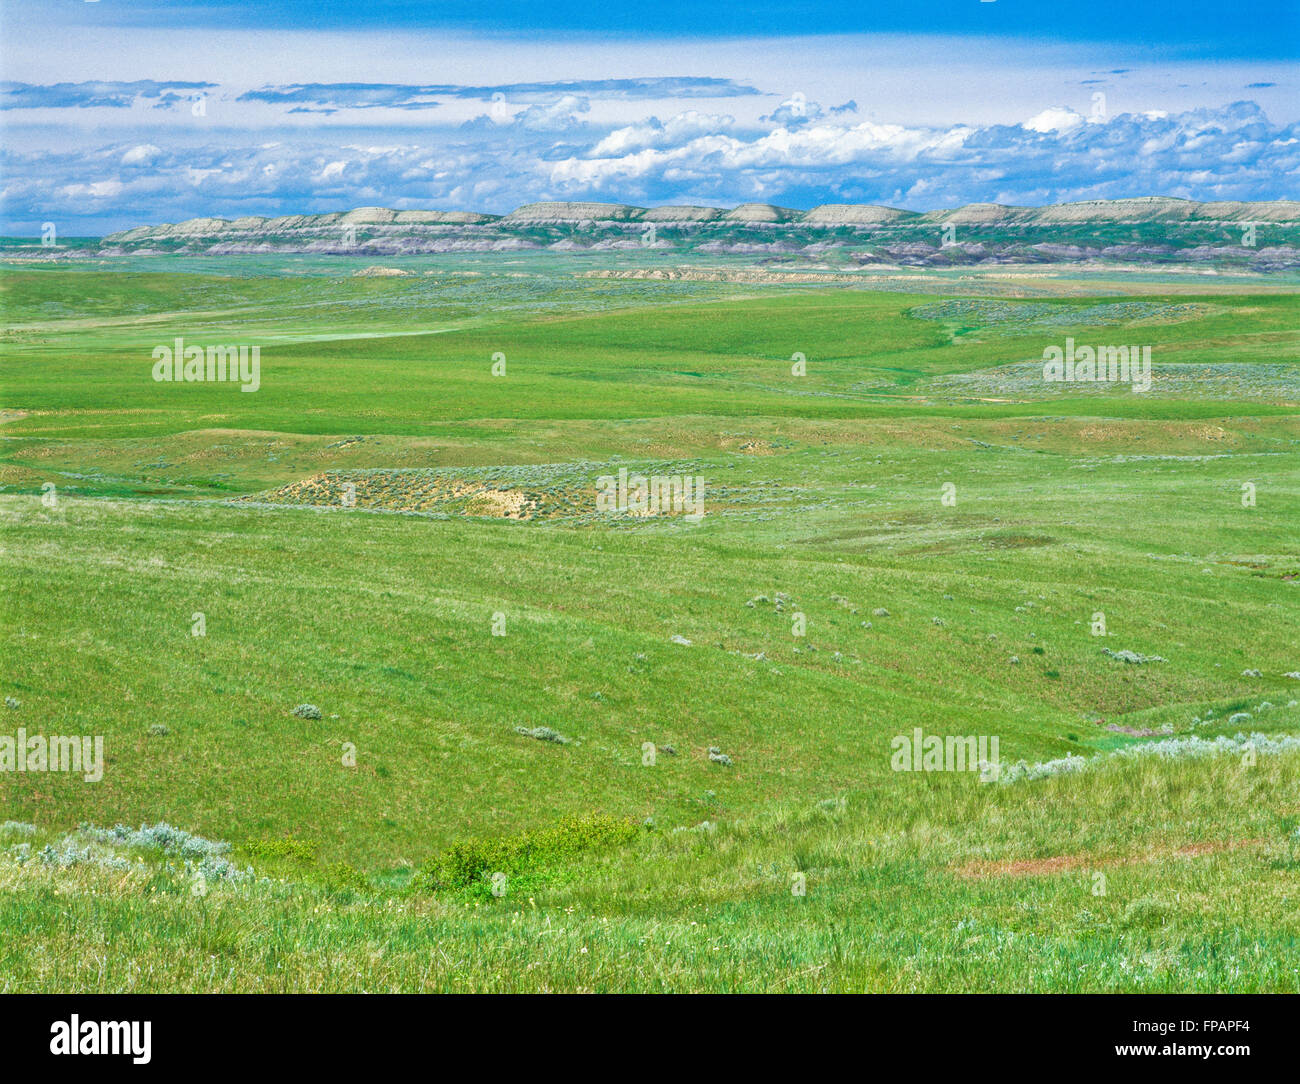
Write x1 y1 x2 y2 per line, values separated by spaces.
98 197 1300 267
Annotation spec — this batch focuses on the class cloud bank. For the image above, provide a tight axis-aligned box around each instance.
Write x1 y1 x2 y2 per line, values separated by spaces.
4 98 1295 233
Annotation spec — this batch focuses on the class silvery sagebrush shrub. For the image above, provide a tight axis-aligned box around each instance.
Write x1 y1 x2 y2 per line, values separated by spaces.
190 853 249 884
1000 732 1300 784
80 822 232 859
513 725 569 744
39 840 132 872
35 823 252 882
1102 647 1167 664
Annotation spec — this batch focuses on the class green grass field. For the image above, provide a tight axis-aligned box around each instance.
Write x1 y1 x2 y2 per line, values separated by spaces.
1 256 1298 991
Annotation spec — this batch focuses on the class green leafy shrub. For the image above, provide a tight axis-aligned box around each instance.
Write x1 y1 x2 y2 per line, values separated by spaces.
320 861 369 891
419 813 638 891
238 837 318 863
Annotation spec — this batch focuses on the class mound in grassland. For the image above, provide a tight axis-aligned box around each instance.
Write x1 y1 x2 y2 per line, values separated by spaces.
247 471 541 519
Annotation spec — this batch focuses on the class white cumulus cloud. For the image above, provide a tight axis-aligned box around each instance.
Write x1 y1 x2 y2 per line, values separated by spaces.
121 143 161 165
1023 107 1086 134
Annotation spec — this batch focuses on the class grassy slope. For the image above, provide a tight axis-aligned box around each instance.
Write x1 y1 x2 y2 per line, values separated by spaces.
1 260 1298 991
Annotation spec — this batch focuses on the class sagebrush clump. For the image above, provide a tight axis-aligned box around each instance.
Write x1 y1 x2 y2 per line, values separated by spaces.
1000 731 1300 784
513 725 569 745
1102 647 1167 665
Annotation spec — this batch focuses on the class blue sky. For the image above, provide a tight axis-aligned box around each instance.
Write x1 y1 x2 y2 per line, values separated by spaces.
21 0 1297 53
1 0 1296 233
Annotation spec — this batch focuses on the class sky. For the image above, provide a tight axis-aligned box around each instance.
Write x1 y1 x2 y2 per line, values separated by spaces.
1 0 1296 234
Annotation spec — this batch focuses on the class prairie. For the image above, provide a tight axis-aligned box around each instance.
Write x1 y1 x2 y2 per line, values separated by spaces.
1 255 1298 991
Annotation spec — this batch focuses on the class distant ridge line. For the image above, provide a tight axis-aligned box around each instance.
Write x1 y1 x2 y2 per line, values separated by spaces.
106 196 1300 242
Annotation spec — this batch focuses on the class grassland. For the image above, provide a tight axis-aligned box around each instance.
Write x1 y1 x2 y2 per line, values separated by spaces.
1 255 1298 991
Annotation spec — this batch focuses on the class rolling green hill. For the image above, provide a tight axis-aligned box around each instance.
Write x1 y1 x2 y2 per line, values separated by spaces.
1 257 1298 991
